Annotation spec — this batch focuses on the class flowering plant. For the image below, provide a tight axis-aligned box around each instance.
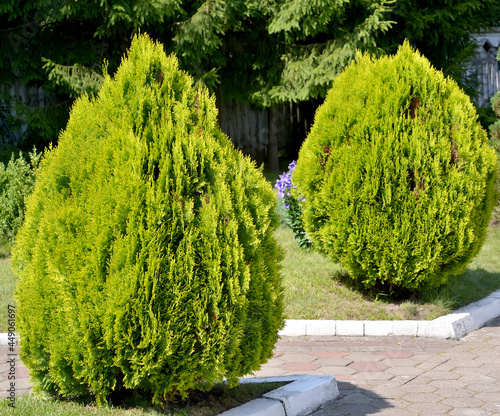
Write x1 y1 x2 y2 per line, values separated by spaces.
275 161 312 250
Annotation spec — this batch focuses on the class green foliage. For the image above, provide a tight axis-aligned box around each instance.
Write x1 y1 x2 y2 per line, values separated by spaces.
12 34 284 405
1 0 182 147
261 0 395 105
293 42 498 294
0 148 41 243
379 0 500 99
2 0 498 152
1 0 395 150
489 90 500 217
42 58 105 98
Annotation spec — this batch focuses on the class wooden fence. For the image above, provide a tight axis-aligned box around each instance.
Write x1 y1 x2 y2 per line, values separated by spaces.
470 28 500 107
1 83 56 146
218 98 320 168
3 33 500 163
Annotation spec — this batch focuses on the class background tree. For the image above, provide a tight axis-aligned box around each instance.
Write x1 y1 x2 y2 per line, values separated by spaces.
0 0 394 153
1 0 499 160
377 0 500 98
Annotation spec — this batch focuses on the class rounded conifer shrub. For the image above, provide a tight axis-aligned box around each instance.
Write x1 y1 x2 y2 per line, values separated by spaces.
12 34 284 405
293 42 498 293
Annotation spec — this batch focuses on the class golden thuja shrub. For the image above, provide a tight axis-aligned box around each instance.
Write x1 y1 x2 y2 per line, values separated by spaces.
294 42 498 294
13 34 284 405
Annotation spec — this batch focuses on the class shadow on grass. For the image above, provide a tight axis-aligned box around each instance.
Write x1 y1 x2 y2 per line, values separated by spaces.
331 263 500 317
33 381 288 416
424 267 500 311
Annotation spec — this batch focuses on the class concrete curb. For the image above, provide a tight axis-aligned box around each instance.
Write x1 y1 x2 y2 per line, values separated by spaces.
279 288 500 340
218 375 339 416
2 288 499 345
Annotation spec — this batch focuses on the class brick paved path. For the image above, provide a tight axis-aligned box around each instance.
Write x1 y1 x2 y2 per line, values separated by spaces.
253 315 500 415
1 315 499 414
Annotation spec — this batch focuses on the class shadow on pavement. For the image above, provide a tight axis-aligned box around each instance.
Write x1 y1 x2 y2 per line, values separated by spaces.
309 381 393 416
484 314 500 327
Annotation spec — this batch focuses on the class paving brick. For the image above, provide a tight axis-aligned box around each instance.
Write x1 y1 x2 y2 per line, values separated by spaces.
467 382 500 393
431 388 476 399
430 379 467 390
333 403 378 414
458 374 497 384
310 351 347 358
441 397 485 408
398 383 437 394
370 409 418 416
474 392 500 402
424 370 462 380
407 402 452 413
333 375 357 382
248 367 287 378
381 358 422 368
480 402 500 413
353 371 394 381
401 392 442 403
448 409 494 416
278 353 316 363
348 361 388 372
367 386 408 399
385 366 425 376
375 350 414 359
344 352 384 362
337 392 374 405
263 357 285 367
317 366 357 377
280 362 321 371
314 357 354 367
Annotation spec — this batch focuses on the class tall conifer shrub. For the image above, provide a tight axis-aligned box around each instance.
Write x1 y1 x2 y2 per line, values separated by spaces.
293 42 498 293
12 34 284 405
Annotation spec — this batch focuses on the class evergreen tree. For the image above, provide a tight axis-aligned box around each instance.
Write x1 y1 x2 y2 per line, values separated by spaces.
294 42 498 293
1 0 498 150
12 34 284 405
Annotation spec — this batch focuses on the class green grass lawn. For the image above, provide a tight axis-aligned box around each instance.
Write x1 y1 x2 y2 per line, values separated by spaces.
0 382 285 416
2 223 499 331
0 256 17 333
278 224 500 321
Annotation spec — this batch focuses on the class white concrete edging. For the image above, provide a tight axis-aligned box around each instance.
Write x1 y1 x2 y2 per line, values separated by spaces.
279 289 500 340
2 288 499 346
218 375 339 416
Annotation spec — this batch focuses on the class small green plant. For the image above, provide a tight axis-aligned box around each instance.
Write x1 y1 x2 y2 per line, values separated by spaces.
275 161 312 250
0 148 41 245
294 41 498 294
12 34 284 406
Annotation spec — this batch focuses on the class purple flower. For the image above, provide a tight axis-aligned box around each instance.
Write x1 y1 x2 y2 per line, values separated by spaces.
279 172 292 188
275 172 293 199
275 161 299 201
284 203 290 209
298 197 306 202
